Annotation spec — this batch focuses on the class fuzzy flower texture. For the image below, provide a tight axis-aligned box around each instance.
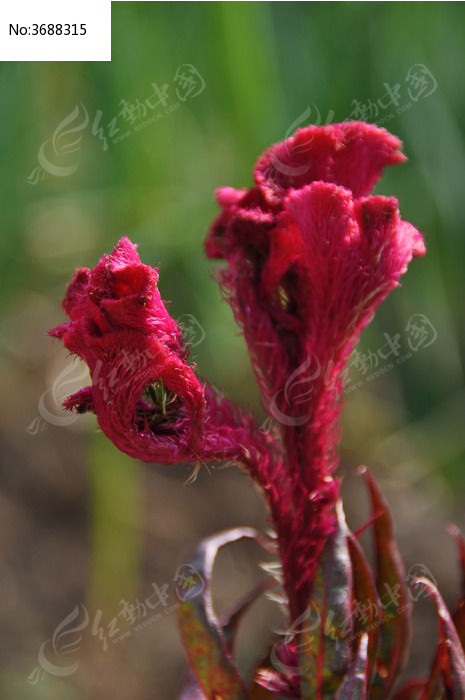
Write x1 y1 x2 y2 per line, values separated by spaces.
50 122 425 622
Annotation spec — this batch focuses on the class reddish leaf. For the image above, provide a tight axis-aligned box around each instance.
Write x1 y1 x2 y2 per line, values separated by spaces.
453 600 465 656
179 577 273 699
300 502 353 699
447 524 465 651
179 671 207 699
178 527 270 700
416 526 465 700
335 632 369 699
347 533 381 686
416 577 465 700
360 467 412 697
446 524 465 596
393 678 427 699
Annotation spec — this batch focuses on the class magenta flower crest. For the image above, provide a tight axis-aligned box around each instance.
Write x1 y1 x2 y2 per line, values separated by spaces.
49 237 293 540
206 122 425 615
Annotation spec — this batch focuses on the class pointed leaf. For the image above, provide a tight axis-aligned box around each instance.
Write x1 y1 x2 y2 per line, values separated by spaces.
348 533 381 685
412 522 465 700
453 601 465 655
446 524 465 597
178 527 269 700
181 580 272 700
415 577 465 699
409 526 465 700
300 502 353 699
335 633 369 699
360 467 411 696
447 524 465 651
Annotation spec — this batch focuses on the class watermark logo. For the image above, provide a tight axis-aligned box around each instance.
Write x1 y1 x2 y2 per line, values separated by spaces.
27 358 89 434
260 314 438 432
178 313 206 349
27 604 89 684
345 313 438 395
269 353 321 427
27 104 89 184
27 566 204 683
173 64 206 102
405 313 437 352
27 65 206 184
346 63 437 127
405 564 438 602
173 564 205 602
269 104 335 180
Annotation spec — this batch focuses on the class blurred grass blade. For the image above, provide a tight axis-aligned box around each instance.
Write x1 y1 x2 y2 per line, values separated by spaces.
360 467 411 697
87 434 142 612
335 633 369 699
300 502 353 699
218 2 282 144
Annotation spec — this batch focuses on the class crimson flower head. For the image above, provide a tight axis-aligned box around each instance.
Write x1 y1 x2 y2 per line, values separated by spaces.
50 238 289 530
49 237 207 463
50 236 280 479
206 122 425 479
206 122 425 615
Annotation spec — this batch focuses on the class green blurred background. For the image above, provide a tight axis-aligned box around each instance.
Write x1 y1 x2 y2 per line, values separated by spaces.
1 2 464 698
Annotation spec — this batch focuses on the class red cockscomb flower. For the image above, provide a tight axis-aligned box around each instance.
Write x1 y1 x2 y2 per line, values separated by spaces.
49 237 293 557
206 122 425 617
50 237 206 463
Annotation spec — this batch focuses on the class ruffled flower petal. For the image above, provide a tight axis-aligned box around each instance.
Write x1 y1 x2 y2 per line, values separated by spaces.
254 121 406 204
